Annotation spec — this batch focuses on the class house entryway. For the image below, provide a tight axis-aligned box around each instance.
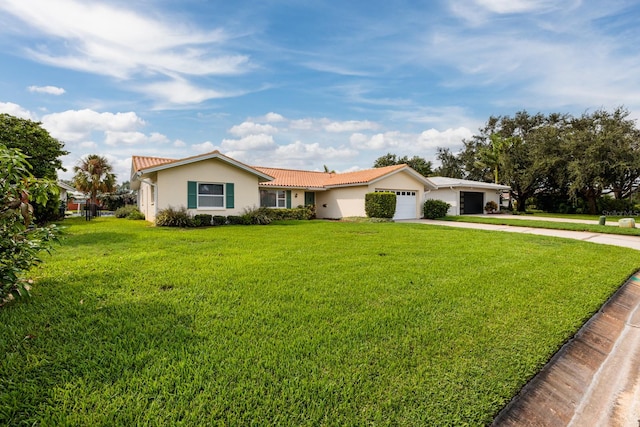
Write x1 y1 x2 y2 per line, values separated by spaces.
460 191 484 214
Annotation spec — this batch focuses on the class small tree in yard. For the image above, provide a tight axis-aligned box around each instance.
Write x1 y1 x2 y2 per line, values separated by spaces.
1 144 59 302
365 192 396 218
73 154 116 206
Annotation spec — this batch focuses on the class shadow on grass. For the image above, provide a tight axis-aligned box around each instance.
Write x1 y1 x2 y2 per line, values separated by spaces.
1 294 205 425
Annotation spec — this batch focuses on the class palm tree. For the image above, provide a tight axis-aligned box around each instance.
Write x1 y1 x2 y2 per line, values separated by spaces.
72 154 116 206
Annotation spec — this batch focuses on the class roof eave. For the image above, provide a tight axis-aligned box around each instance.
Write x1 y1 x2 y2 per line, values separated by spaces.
136 152 274 182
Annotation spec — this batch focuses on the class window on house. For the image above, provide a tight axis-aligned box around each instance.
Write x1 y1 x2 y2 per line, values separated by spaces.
260 189 286 208
198 183 224 208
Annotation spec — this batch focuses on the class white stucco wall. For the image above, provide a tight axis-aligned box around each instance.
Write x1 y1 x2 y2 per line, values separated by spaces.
316 186 366 219
155 159 262 217
315 171 426 219
426 188 459 215
137 176 157 221
425 187 502 215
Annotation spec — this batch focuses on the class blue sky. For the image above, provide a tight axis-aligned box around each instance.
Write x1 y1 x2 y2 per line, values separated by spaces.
1 0 639 183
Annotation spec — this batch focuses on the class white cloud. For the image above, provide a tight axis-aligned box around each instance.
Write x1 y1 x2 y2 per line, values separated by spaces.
228 121 278 137
274 141 358 160
474 0 554 14
262 112 285 122
350 128 471 153
28 85 65 95
418 127 473 148
289 119 315 130
139 79 234 105
349 133 369 147
0 101 35 119
324 120 380 133
0 0 253 107
221 134 276 151
104 131 170 146
41 109 145 142
191 141 217 153
174 139 187 147
0 0 249 79
79 141 98 149
350 132 403 150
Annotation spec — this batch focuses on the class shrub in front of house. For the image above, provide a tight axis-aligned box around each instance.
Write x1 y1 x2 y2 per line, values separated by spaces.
365 192 396 219
115 205 145 220
126 209 145 220
242 207 272 225
156 206 195 227
193 214 213 227
115 205 138 218
227 215 250 225
484 201 498 213
266 206 315 220
423 199 450 219
212 215 227 226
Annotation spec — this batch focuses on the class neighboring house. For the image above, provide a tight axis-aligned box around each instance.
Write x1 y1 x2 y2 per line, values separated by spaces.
57 181 87 212
57 181 76 203
425 177 510 215
130 150 509 222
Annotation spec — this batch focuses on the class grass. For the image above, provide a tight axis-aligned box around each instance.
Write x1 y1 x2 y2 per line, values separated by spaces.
533 212 639 221
1 217 639 425
443 215 640 236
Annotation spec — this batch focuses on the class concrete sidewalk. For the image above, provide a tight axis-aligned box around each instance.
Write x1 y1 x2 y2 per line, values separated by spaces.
422 220 640 251
404 219 640 426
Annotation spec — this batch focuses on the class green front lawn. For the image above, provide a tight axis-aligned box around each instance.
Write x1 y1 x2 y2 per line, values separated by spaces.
1 218 638 425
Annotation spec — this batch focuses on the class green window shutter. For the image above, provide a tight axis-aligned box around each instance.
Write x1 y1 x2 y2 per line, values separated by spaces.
226 183 235 208
286 190 292 209
187 181 197 208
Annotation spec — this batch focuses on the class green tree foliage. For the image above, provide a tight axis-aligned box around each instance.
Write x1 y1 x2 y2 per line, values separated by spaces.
0 144 59 301
434 148 464 178
0 114 69 223
373 153 433 177
439 107 640 214
365 192 396 218
100 181 137 211
73 154 117 205
567 107 640 214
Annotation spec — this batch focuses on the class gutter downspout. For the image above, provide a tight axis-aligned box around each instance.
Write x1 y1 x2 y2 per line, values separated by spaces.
449 186 459 216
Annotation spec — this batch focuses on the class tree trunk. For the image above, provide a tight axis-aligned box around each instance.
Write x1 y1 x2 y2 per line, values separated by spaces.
584 187 599 215
515 192 528 212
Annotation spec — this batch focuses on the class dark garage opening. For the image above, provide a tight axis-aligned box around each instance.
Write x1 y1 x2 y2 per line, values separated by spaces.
460 191 484 214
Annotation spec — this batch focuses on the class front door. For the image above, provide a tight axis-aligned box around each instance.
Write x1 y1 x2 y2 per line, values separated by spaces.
304 192 315 206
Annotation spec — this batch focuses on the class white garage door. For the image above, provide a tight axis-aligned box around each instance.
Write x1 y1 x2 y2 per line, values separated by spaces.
392 190 417 220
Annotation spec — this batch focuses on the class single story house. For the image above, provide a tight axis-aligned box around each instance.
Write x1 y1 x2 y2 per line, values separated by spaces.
130 151 509 222
425 177 510 216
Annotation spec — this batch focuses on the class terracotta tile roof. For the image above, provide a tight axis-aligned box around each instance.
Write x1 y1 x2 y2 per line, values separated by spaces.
253 167 328 188
132 155 176 172
132 151 414 189
254 164 408 188
323 164 406 187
